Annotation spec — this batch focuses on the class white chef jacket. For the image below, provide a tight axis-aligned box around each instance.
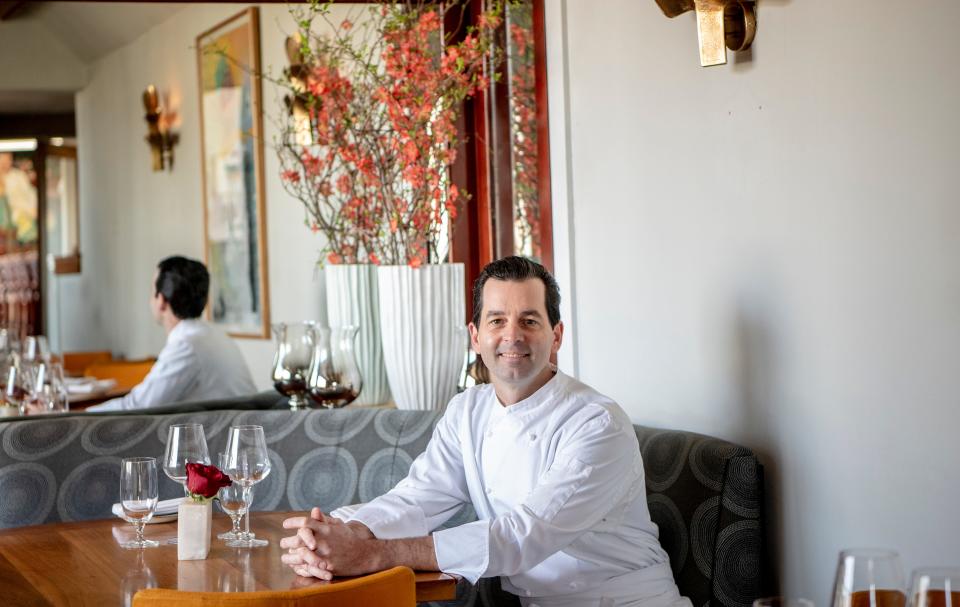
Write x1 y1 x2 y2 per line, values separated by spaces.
87 319 256 412
342 371 682 605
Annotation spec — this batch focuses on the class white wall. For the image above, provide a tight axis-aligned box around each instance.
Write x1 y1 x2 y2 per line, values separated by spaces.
72 3 348 387
551 0 960 603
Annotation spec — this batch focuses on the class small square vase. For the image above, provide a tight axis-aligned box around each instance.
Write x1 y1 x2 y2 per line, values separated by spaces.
177 499 212 560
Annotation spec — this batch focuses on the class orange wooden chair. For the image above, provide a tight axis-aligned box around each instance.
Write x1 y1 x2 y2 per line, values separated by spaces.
62 350 113 376
131 566 416 607
84 359 155 391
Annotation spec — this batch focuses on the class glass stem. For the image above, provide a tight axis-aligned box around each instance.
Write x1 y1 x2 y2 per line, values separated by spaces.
135 520 145 544
231 514 242 536
243 486 252 537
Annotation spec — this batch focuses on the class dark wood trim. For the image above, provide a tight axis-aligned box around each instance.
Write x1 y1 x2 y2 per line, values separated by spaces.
532 0 554 272
490 13 515 260
0 1 25 21
0 114 75 139
33 142 47 335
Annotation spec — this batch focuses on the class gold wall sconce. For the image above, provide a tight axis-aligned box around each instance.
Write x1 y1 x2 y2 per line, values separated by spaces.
655 0 757 67
142 85 180 171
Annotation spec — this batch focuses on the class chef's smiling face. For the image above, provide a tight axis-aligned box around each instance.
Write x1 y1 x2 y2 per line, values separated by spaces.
469 278 562 403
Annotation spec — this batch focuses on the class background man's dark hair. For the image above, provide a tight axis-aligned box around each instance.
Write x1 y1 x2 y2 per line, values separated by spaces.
471 256 561 328
155 256 209 319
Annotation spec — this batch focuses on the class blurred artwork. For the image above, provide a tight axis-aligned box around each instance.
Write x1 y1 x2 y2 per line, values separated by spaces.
197 8 269 338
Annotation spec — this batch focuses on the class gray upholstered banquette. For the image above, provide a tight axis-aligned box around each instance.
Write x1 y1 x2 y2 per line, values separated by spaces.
0 393 763 607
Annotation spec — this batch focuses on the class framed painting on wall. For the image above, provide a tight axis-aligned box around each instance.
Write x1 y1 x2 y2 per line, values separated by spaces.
196 7 270 338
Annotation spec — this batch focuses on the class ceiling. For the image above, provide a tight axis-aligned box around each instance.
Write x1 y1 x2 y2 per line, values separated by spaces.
0 2 189 114
8 2 189 64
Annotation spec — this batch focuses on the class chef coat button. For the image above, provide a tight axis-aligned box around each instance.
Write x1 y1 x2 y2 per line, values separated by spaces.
485 487 493 494
486 430 493 438
528 433 537 441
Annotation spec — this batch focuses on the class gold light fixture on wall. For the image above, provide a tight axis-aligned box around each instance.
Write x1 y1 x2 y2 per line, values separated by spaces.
142 85 180 171
655 0 757 67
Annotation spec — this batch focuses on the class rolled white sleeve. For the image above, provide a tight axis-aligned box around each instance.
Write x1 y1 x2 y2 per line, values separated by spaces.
87 340 198 412
346 401 471 540
434 409 639 583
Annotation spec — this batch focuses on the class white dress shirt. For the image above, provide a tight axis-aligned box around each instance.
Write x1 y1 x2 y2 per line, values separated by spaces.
87 319 256 412
340 371 684 606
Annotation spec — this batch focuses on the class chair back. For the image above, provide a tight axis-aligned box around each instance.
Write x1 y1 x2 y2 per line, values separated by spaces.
62 350 113 376
634 425 764 607
131 566 416 607
84 359 154 390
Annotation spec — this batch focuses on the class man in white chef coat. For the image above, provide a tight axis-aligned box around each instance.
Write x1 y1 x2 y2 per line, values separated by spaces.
88 256 255 412
280 256 689 607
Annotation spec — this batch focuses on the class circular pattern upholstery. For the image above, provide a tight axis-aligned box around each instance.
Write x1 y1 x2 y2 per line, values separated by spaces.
155 411 236 445
57 456 121 521
2 418 82 461
287 447 358 511
249 448 286 511
642 431 692 492
647 493 688 574
722 457 761 518
231 411 303 444
0 463 56 527
691 496 720 579
690 439 746 492
713 519 761 607
374 410 437 446
304 409 377 446
81 416 159 455
358 447 413 503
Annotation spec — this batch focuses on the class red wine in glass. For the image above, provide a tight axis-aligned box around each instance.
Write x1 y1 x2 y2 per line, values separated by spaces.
273 376 307 397
307 383 359 409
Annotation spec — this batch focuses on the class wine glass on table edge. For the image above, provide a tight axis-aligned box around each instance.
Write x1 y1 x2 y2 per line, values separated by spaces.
119 457 159 549
223 425 271 548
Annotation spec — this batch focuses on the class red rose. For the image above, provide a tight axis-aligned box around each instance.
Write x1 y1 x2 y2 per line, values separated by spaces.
186 462 231 499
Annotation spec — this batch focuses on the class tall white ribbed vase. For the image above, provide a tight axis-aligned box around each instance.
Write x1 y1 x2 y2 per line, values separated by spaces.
377 263 466 411
325 264 390 406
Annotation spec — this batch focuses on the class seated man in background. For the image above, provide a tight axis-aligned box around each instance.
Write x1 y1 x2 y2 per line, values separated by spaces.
280 256 690 607
88 256 255 412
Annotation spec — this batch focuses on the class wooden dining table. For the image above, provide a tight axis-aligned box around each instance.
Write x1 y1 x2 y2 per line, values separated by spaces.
0 511 457 605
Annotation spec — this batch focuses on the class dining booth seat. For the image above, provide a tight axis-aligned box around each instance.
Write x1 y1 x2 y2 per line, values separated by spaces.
0 392 764 607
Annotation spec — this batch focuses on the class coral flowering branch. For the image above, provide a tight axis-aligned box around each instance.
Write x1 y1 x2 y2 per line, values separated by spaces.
275 0 503 267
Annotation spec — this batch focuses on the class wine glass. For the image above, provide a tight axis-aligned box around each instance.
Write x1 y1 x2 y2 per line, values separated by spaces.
162 424 210 545
907 568 960 607
223 425 271 548
119 457 159 549
216 453 248 541
43 362 69 412
271 321 316 409
832 549 906 607
306 325 363 409
3 364 31 416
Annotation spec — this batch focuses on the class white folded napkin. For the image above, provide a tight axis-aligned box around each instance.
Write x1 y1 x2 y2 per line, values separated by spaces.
111 497 183 519
66 378 117 395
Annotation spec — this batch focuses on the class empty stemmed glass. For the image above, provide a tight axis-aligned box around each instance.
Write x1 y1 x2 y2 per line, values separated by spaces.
908 568 960 607
832 549 906 607
119 457 159 549
223 425 271 548
216 453 248 542
162 423 210 544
